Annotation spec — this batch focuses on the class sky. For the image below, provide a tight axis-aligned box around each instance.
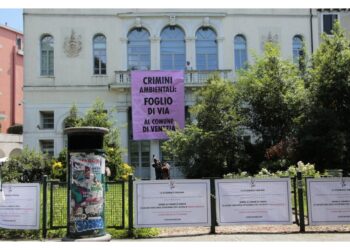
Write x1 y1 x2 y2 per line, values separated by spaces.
0 9 23 32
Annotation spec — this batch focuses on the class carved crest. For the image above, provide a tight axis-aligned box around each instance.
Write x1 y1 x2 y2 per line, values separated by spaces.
202 17 210 27
169 16 176 26
64 30 82 58
135 17 142 28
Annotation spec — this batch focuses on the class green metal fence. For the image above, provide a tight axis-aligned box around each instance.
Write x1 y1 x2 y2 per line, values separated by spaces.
42 178 126 238
37 173 349 239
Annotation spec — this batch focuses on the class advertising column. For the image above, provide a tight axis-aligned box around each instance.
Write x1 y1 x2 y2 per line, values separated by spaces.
63 127 110 241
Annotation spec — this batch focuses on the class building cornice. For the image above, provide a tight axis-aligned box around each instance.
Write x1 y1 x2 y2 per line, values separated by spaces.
23 85 109 92
117 12 227 18
0 25 23 35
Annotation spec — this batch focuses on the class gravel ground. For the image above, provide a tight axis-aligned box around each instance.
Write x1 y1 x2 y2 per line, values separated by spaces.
158 224 350 237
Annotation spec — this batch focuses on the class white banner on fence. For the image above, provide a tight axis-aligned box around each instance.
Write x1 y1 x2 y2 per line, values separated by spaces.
215 178 292 225
134 179 211 228
0 183 40 229
307 177 350 225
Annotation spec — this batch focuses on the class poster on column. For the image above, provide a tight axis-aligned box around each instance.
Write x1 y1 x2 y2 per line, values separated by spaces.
307 178 350 225
134 180 211 227
215 178 292 225
69 153 105 233
0 183 40 229
131 70 185 140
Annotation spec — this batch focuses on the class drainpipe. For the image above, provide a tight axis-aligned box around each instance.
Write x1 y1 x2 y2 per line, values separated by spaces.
11 45 16 126
310 8 314 53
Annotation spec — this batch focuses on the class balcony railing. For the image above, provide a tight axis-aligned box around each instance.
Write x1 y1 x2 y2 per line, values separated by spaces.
110 70 234 90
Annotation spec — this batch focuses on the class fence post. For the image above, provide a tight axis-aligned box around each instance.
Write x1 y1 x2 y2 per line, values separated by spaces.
210 178 216 234
297 171 305 232
293 177 299 225
128 175 134 237
42 175 48 239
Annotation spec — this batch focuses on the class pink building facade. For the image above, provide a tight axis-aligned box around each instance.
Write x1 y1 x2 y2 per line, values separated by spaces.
0 24 23 133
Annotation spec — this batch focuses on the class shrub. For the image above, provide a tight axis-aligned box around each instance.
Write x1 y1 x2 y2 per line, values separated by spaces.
119 163 134 181
7 124 23 134
51 160 66 181
223 161 321 179
2 147 51 182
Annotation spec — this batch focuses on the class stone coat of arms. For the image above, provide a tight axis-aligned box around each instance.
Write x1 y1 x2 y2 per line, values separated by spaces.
64 30 82 57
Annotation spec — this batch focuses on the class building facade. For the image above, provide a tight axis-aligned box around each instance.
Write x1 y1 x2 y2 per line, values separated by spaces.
23 9 347 179
0 133 22 160
0 24 23 133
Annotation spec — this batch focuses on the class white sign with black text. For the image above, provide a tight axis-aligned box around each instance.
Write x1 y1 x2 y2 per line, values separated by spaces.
215 178 292 225
307 178 350 225
134 179 211 227
0 183 40 229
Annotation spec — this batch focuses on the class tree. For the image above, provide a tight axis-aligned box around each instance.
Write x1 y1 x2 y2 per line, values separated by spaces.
297 22 350 174
62 99 124 180
162 75 243 178
235 42 307 171
64 103 81 128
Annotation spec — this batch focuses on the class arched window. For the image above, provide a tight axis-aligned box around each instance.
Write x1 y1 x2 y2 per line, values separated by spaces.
93 34 107 74
160 26 186 70
293 35 303 64
127 28 150 70
196 27 218 70
40 35 54 76
234 35 248 70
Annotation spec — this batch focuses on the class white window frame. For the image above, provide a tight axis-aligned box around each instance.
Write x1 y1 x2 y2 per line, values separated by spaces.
92 34 107 75
321 12 339 35
127 27 151 71
39 139 54 156
292 35 303 65
195 27 218 71
40 35 54 76
40 111 54 130
160 25 186 70
234 34 248 71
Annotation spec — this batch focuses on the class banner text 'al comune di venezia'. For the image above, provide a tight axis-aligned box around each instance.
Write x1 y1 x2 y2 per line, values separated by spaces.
131 70 185 140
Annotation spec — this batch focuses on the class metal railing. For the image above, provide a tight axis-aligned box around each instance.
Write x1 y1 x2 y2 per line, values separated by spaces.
4 173 349 239
111 70 234 88
42 178 126 238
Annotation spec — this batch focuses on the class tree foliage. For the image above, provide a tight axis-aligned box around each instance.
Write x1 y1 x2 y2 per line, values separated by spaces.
162 75 242 178
64 103 80 128
62 99 124 180
297 22 350 173
236 42 307 145
235 42 307 171
2 147 51 182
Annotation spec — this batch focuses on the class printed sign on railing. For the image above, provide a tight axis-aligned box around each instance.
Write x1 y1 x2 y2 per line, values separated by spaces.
0 183 40 229
215 178 292 225
134 179 211 227
307 178 350 225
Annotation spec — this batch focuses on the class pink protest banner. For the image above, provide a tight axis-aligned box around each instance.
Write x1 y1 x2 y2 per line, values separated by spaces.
131 70 185 140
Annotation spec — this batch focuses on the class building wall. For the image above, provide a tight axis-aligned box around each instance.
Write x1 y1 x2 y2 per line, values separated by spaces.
0 134 23 158
318 9 350 39
0 25 24 133
23 9 322 178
